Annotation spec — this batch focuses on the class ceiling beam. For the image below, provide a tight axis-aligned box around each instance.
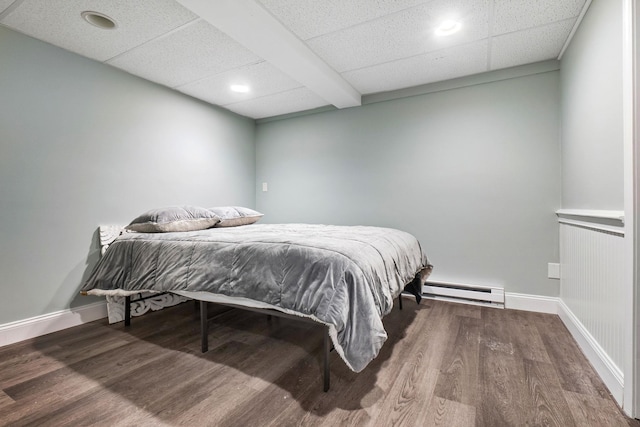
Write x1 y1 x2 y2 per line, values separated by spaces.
175 0 361 109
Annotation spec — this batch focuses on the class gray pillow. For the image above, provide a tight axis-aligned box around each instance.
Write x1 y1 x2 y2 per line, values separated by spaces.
208 206 264 227
126 206 220 233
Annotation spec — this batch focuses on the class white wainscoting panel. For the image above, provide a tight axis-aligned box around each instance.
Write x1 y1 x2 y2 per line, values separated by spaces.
559 221 625 401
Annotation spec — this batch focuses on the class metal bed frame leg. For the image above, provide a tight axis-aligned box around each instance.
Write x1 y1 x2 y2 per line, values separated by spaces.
136 297 333 390
124 296 131 326
200 300 208 353
398 293 403 310
323 326 330 392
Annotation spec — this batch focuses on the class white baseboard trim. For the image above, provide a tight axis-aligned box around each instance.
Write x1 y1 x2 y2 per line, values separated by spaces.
506 292 623 405
557 299 624 405
0 301 108 348
504 292 559 314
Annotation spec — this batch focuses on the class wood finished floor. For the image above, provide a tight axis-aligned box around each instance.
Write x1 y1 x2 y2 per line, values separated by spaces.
0 299 637 426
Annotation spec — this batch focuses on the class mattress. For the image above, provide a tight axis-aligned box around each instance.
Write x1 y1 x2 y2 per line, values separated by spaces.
81 223 432 372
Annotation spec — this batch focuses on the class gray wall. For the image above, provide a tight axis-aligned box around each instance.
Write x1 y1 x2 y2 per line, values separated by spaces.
0 27 256 324
256 71 562 296
560 0 624 209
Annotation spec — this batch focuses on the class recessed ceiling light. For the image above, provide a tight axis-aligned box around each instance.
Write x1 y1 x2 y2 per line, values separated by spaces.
230 84 250 93
81 11 117 30
435 20 461 36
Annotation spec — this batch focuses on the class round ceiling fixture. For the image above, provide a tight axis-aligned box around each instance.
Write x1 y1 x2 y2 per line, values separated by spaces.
230 84 250 93
81 11 117 29
435 20 461 36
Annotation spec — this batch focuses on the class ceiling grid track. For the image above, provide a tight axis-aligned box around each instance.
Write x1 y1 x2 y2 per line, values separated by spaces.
104 17 201 64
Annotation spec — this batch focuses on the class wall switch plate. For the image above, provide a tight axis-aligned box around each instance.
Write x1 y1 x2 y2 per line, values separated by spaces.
262 182 268 192
548 263 560 279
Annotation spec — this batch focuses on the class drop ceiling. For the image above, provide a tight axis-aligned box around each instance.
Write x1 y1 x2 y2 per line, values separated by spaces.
0 0 588 119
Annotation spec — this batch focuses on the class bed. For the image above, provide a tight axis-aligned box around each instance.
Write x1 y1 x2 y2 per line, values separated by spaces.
81 211 432 391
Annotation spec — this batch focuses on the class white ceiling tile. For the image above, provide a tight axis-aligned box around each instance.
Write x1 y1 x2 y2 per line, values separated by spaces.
1 0 586 119
343 40 488 94
178 0 360 109
493 0 586 35
307 0 489 73
257 0 429 40
224 87 329 119
0 0 197 61
108 19 261 88
178 61 302 106
0 0 16 14
490 20 575 70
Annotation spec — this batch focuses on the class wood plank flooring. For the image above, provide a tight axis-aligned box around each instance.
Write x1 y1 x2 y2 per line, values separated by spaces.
0 299 636 426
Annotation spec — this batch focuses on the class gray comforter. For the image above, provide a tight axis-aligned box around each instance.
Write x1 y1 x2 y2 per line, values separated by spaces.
81 223 431 372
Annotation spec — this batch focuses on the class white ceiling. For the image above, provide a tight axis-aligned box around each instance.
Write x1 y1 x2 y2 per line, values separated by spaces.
0 0 588 119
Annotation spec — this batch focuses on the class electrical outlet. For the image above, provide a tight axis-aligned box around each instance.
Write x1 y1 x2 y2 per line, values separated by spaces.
262 182 268 192
547 263 560 279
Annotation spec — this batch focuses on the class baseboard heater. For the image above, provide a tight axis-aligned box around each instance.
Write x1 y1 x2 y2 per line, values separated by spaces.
422 280 505 308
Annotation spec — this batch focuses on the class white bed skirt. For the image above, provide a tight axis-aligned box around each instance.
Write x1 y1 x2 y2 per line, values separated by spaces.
106 293 189 324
